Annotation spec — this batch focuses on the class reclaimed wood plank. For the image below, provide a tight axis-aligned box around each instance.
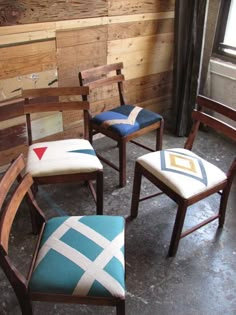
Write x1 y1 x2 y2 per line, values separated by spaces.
108 0 175 16
108 44 173 68
108 18 174 40
1 0 108 25
0 69 58 101
108 33 173 55
56 25 107 48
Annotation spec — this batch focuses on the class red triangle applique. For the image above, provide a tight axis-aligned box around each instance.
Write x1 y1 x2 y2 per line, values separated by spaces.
33 147 48 160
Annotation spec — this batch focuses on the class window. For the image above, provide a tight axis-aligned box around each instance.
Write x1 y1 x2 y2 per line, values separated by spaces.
213 0 236 61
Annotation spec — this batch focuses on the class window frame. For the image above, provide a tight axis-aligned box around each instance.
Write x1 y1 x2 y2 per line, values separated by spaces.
213 0 236 63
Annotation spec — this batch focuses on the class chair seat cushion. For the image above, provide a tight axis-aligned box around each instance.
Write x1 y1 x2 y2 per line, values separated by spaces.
26 139 103 177
29 215 125 298
92 104 162 136
137 148 227 199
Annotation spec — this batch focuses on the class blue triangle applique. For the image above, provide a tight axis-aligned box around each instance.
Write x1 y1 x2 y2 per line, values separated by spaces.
67 149 96 156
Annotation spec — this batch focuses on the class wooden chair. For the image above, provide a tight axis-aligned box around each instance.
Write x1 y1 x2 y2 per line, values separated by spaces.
0 154 125 314
128 95 236 256
79 62 164 187
21 87 103 215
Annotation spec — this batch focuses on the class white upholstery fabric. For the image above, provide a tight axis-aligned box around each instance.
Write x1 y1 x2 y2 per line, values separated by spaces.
137 148 227 199
26 139 103 177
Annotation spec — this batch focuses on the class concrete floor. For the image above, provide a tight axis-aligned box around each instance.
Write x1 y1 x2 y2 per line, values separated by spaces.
0 129 236 315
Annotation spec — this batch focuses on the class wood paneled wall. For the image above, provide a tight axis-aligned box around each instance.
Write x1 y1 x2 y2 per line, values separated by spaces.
0 0 175 169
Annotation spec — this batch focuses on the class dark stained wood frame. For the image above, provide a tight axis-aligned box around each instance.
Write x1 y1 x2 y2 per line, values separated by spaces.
0 154 125 314
79 62 164 187
21 86 103 215
129 95 236 256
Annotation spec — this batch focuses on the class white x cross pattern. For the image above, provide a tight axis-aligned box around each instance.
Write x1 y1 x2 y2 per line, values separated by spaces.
34 217 125 297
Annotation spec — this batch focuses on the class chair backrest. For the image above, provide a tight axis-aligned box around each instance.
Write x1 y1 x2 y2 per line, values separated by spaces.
22 86 90 145
185 95 236 150
0 154 45 292
78 62 126 112
185 95 236 181
0 98 28 169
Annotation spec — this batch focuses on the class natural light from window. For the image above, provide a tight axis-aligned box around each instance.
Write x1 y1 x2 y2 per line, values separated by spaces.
224 0 236 55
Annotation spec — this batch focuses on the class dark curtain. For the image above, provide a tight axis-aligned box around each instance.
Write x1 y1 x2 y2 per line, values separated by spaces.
173 0 208 136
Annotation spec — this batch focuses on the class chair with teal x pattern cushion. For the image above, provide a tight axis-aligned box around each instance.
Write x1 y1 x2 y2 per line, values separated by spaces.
79 62 164 187
0 155 125 314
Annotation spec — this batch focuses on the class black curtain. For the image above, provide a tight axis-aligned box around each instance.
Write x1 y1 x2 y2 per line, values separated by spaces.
173 0 208 136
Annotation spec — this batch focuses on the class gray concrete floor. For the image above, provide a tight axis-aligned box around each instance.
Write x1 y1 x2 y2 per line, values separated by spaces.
0 129 236 315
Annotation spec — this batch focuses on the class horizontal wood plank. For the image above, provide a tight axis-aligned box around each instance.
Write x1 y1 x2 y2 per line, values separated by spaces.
56 25 107 48
108 0 175 16
108 18 174 40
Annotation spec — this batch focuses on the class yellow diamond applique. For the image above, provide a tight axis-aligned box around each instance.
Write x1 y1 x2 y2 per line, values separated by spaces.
169 153 197 173
160 150 208 186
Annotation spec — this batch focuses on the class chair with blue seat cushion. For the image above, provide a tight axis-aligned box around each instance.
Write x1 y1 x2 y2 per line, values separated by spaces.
0 154 125 314
128 95 236 256
79 62 164 187
21 86 103 215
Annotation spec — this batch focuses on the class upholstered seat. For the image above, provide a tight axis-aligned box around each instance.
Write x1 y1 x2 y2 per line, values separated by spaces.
22 87 104 215
0 155 126 314
79 63 164 187
27 139 103 177
29 215 125 298
92 104 162 137
137 148 227 199
129 95 236 256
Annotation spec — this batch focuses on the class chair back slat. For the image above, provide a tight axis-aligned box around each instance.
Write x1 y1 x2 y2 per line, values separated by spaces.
21 86 89 98
0 99 24 122
0 155 45 255
185 95 236 150
24 100 89 114
192 110 236 141
21 86 91 145
80 62 123 80
197 95 236 121
0 173 33 254
0 154 25 210
79 63 126 107
84 74 125 89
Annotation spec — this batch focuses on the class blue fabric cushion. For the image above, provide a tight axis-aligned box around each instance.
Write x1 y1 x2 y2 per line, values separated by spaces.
92 104 162 136
29 216 125 298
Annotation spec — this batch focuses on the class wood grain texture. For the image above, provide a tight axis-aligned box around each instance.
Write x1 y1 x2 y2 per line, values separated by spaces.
108 0 175 16
0 1 174 168
108 19 174 40
1 0 108 25
57 26 107 128
0 69 58 101
0 124 26 150
0 40 56 80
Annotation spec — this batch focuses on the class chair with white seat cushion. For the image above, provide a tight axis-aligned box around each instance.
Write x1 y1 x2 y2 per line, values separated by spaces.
129 95 236 256
22 86 103 215
0 154 125 314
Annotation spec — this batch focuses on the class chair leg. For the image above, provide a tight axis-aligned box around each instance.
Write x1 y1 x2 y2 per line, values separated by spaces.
119 140 126 187
218 186 231 227
155 118 164 150
19 297 33 315
116 299 125 315
96 171 103 215
89 126 93 144
168 201 188 257
130 163 142 219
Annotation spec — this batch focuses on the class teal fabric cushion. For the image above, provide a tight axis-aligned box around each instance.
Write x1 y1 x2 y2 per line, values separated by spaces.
29 216 125 298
